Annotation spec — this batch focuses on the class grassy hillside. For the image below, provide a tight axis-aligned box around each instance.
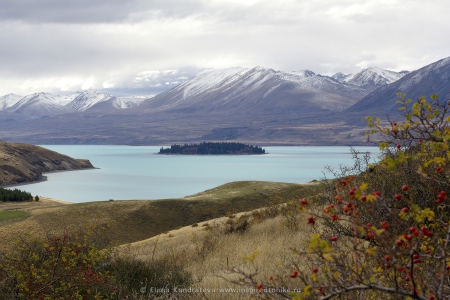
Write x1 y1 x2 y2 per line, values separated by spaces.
0 181 323 253
0 140 94 186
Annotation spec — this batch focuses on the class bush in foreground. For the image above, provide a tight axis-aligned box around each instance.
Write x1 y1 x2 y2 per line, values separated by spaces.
230 94 450 299
0 223 193 299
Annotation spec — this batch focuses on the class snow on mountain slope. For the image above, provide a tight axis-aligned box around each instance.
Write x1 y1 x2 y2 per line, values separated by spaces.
331 72 348 81
65 90 116 112
398 56 450 91
54 92 81 106
172 67 249 100
140 66 368 114
334 67 409 90
6 92 74 115
346 56 450 114
0 93 23 110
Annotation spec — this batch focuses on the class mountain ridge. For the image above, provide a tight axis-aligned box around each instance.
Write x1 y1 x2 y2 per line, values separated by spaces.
346 56 450 115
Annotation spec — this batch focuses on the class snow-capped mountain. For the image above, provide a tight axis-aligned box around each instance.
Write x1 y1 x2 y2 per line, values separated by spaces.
66 90 116 112
139 66 367 114
347 56 450 114
54 92 82 106
0 93 23 110
333 67 409 91
6 92 74 115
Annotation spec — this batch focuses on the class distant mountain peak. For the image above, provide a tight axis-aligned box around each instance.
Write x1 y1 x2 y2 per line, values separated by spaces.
66 90 116 112
6 92 73 115
333 67 409 91
331 72 348 81
0 93 23 110
346 55 450 114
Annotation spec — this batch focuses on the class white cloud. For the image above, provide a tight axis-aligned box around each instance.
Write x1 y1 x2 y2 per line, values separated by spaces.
0 0 449 96
81 76 94 90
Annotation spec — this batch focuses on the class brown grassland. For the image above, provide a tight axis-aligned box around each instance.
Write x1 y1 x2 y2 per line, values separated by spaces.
0 181 322 254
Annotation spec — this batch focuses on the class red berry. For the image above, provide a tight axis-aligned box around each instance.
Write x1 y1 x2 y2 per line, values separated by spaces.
446 265 450 270
367 233 373 239
437 167 443 173
413 254 419 259
331 236 338 242
405 234 412 240
402 185 408 191
414 259 421 263
256 283 263 290
409 227 416 233
440 191 446 196
290 270 298 278
396 240 403 247
393 122 397 126
313 268 318 273
419 138 423 143
396 144 401 149
385 255 391 261
301 199 308 205
308 217 315 225
401 207 409 213
361 195 367 201
374 191 381 197
395 194 402 200
331 214 338 221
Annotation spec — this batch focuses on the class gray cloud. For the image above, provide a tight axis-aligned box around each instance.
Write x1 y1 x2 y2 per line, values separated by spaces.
0 0 209 24
0 0 449 96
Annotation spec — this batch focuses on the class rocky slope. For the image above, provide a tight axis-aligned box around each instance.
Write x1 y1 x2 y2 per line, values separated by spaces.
0 141 94 186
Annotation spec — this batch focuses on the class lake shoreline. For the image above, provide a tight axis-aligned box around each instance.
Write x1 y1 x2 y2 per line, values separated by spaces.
1 167 99 189
3 145 380 203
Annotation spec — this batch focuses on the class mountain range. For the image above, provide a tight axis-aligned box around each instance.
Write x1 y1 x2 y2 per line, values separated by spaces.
0 90 146 116
0 56 448 145
0 66 408 116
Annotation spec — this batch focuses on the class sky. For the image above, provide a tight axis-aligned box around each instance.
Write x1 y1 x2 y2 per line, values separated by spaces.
0 0 449 97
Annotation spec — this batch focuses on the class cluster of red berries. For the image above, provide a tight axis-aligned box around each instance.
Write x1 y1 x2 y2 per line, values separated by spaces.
437 191 446 203
363 223 374 239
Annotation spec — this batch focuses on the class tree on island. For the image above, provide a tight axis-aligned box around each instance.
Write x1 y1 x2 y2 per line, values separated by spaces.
159 142 265 155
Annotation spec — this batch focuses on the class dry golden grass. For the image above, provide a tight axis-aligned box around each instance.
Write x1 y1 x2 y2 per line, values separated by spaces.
117 207 325 300
0 181 323 254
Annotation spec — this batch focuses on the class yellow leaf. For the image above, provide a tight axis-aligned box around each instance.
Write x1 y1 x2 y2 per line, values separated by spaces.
360 183 369 191
374 229 385 236
366 247 377 255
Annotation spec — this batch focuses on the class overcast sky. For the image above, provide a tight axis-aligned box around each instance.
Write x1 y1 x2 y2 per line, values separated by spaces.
0 0 449 97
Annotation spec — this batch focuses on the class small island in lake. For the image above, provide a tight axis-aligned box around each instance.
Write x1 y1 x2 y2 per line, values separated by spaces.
158 142 266 155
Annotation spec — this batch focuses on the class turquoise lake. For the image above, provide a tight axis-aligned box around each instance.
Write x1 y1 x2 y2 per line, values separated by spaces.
11 145 381 203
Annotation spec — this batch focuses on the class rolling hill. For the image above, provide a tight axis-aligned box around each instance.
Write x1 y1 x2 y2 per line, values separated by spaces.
0 141 94 186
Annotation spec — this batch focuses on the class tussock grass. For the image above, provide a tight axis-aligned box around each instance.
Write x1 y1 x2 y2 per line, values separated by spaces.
0 181 322 253
117 206 326 299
